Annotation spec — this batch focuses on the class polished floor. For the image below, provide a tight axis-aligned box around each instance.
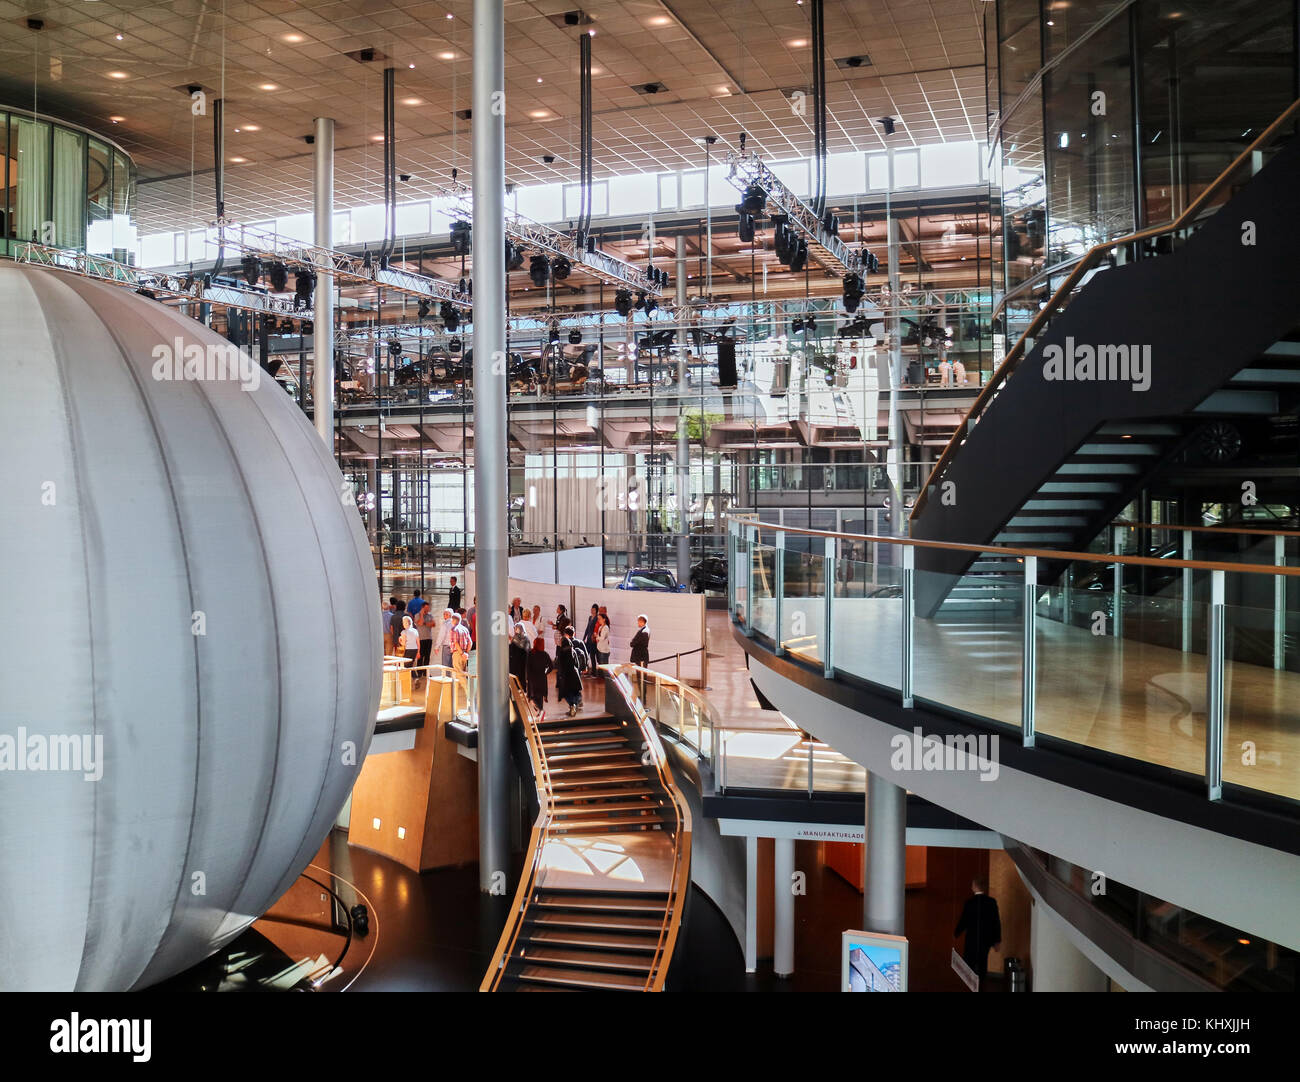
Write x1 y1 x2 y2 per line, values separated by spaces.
753 596 1300 801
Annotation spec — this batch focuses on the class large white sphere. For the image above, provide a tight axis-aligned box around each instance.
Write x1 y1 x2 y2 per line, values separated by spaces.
0 265 381 990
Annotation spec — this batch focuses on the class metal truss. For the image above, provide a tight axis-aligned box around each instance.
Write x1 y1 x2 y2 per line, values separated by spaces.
15 242 304 316
206 218 474 309
440 182 663 298
725 150 863 277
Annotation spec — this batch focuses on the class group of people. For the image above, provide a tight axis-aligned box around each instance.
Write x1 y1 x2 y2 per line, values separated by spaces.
507 599 652 719
382 576 475 690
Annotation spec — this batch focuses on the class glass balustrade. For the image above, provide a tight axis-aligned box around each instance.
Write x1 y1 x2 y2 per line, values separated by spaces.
728 518 1300 810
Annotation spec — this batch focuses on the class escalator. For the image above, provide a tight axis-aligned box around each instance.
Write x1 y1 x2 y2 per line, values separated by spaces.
911 105 1300 616
482 678 691 991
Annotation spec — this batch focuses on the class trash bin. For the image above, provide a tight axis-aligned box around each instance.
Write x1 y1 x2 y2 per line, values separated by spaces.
1005 957 1029 992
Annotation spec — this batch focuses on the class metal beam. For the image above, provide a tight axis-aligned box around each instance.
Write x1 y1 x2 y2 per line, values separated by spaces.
313 116 336 448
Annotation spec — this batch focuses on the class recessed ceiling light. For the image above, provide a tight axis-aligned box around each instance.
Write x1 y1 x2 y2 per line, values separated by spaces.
789 38 808 47
282 32 305 43
446 11 453 18
438 51 456 60
408 62 416 68
371 134 385 141
529 110 551 119
107 71 128 79
242 123 261 131
537 77 543 83
259 83 279 91
401 97 422 106
648 15 672 26
109 115 125 123
229 156 248 164
115 33 123 41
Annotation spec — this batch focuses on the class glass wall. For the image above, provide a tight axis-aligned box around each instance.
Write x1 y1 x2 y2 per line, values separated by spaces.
989 0 1298 304
0 107 136 259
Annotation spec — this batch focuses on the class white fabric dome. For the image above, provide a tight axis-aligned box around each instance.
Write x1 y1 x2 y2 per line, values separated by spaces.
0 264 381 990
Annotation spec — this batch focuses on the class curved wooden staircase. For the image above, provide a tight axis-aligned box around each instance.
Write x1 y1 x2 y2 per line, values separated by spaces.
481 676 691 991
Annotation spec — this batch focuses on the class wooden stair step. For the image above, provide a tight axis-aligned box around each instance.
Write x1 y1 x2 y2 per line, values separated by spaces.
540 734 627 749
516 946 655 973
524 928 659 952
552 785 656 802
543 748 639 763
536 714 617 729
540 724 623 739
552 798 660 815
511 964 645 991
533 892 668 914
531 910 665 933
547 760 643 775
550 771 649 787
551 814 665 832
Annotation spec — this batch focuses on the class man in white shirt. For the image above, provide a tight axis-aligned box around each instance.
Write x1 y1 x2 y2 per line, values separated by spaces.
434 608 455 667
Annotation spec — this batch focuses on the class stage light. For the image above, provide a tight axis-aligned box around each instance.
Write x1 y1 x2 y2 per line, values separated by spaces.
528 254 551 287
789 238 808 272
418 299 431 320
552 256 571 281
387 339 403 358
879 116 896 135
447 336 462 353
842 271 864 313
506 239 525 270
863 249 880 274
440 301 460 332
643 294 657 315
614 288 633 317
568 328 582 344
740 183 766 214
241 256 261 287
634 291 647 312
450 219 471 255
267 262 288 291
294 269 315 308
736 210 755 243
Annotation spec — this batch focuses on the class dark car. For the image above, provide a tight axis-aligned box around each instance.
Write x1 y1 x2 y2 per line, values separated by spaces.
617 568 687 592
689 555 727 593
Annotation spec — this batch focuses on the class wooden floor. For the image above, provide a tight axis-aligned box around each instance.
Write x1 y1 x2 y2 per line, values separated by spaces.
763 599 1300 802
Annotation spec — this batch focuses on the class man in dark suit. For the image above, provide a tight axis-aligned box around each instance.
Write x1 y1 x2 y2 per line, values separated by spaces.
954 876 1001 988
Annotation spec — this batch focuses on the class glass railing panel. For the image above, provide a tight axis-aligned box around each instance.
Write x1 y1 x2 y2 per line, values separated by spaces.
780 547 825 666
1223 573 1298 803
913 558 1022 729
749 542 777 641
1035 561 1207 779
830 552 903 691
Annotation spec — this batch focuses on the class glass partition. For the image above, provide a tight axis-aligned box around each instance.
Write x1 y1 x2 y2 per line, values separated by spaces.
728 518 1300 810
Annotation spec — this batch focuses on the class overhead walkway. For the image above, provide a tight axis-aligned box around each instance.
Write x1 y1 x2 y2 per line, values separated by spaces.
909 101 1300 619
481 678 690 991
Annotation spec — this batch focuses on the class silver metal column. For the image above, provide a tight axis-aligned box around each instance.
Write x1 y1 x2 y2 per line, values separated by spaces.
900 545 915 708
823 534 835 677
864 770 906 936
312 117 335 448
1181 528 1193 652
473 0 511 892
773 836 796 977
675 234 691 585
744 835 759 972
774 529 786 656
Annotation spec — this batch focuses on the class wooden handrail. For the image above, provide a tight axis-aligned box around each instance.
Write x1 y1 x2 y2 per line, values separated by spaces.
728 515 1300 577
910 97 1300 521
480 677 553 992
611 679 693 991
1112 520 1300 539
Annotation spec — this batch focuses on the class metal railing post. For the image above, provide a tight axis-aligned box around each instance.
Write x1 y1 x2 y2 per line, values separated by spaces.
1206 568 1225 801
774 530 786 656
807 737 815 797
1273 535 1285 671
745 526 756 637
901 545 915 708
1181 529 1193 652
1022 555 1037 748
1111 525 1123 639
823 534 835 678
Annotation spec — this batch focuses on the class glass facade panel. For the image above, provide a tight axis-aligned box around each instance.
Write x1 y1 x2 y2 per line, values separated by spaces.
1043 15 1134 261
52 128 85 249
13 116 51 244
86 138 111 253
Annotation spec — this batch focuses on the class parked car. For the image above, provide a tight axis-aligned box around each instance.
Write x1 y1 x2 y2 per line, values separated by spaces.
617 567 687 592
689 555 727 593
